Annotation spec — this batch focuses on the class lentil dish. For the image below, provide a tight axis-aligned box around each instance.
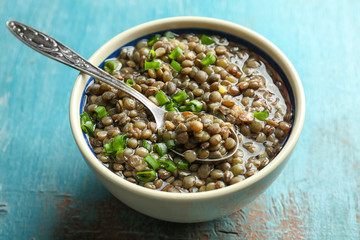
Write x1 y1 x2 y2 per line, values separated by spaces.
80 32 292 193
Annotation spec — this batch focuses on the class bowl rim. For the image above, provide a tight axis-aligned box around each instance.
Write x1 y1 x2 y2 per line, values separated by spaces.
70 16 305 201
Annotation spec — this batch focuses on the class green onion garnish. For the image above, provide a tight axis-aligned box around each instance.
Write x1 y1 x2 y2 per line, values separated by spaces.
144 154 160 170
104 134 127 155
144 60 160 70
126 79 135 87
253 110 269 121
168 46 183 60
170 60 182 73
188 99 203 112
164 31 175 39
154 142 168 156
80 112 94 136
190 105 198 112
177 159 189 171
165 139 176 150
103 60 118 74
82 121 95 136
200 34 215 45
136 170 156 182
158 157 177 172
178 100 203 113
80 112 92 122
165 101 177 111
104 142 114 155
148 34 160 47
94 106 107 119
172 90 188 103
178 105 190 112
155 90 169 106
148 49 156 60
201 53 216 67
112 134 127 155
142 140 151 151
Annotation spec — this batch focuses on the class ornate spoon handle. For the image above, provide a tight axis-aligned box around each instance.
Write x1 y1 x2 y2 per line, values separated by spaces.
6 20 165 128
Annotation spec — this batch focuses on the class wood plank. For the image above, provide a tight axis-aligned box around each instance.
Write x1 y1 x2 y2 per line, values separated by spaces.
0 0 359 239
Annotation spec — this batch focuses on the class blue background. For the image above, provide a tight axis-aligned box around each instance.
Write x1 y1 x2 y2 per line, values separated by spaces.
1 0 359 239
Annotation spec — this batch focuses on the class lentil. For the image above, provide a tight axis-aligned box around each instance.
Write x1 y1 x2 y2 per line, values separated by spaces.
82 32 292 193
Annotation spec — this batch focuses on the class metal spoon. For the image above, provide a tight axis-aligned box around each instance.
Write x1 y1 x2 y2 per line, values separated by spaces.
6 20 239 162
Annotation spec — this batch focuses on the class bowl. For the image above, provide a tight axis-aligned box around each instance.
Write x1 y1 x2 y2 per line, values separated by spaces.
69 16 305 223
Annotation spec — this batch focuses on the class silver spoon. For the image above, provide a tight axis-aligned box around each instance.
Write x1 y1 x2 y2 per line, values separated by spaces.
6 20 239 162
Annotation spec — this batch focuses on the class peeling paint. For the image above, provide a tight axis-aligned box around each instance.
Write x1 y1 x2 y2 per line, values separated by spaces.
0 122 10 153
50 191 312 239
219 192 310 240
0 203 8 215
0 93 10 106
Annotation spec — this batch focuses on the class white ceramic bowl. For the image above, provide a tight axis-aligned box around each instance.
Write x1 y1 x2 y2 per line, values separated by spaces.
69 17 305 223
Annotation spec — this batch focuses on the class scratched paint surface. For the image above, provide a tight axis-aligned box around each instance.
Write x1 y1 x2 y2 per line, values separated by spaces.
0 0 359 239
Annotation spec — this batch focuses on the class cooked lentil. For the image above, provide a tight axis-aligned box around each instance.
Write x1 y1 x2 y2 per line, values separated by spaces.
81 32 292 193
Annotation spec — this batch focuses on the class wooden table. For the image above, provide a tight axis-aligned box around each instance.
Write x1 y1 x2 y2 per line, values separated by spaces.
1 0 359 239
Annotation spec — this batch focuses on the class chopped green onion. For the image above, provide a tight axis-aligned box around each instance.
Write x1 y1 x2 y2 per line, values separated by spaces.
126 79 135 87
164 31 175 39
177 159 189 171
200 34 215 45
201 53 216 67
104 142 115 155
103 134 127 155
144 60 160 70
80 112 92 125
253 110 269 121
178 100 203 113
148 34 160 47
165 101 177 111
165 139 176 149
136 170 156 182
148 49 156 60
80 112 94 136
178 105 190 112
154 142 168 156
94 106 107 119
168 46 183 60
172 90 188 103
142 140 151 151
190 105 198 112
82 121 95 136
103 60 118 74
155 90 169 106
170 60 182 72
158 157 177 172
113 134 127 155
188 99 203 112
144 154 160 170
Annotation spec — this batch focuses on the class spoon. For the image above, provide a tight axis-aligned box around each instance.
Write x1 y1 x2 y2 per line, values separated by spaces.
6 20 239 162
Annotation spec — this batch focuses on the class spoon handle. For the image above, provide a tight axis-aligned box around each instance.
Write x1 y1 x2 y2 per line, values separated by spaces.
6 20 165 127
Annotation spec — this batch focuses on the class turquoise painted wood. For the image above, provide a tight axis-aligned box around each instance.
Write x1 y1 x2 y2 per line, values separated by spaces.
1 0 359 239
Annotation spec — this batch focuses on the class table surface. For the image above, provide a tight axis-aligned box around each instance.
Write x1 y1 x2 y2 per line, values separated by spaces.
1 0 360 239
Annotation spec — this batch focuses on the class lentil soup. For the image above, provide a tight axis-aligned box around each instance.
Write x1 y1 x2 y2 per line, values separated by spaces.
80 30 293 193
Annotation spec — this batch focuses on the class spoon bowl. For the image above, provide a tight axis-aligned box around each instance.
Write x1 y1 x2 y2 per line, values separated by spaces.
170 126 239 162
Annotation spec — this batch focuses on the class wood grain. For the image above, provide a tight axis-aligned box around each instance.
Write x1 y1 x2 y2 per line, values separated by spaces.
1 0 359 239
